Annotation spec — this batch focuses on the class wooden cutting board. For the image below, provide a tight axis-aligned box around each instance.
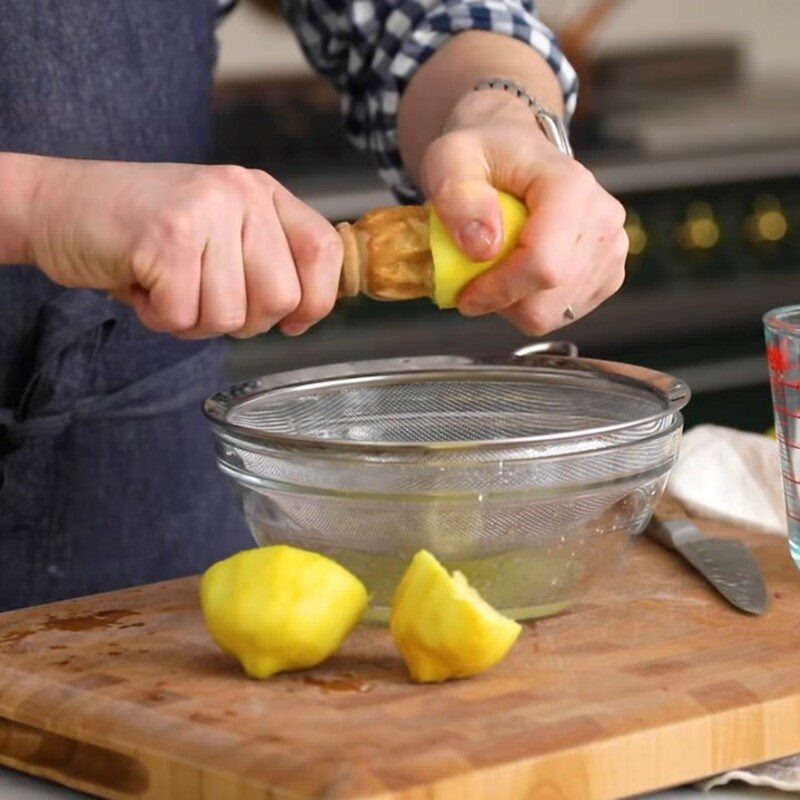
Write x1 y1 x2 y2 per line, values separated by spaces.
0 518 799 800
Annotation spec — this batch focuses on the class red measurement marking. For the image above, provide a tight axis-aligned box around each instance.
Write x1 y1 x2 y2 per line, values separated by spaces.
770 376 800 390
777 434 800 450
772 405 800 420
783 473 800 485
768 344 789 374
787 509 800 523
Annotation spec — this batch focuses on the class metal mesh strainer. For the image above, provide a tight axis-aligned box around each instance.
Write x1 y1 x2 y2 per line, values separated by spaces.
204 344 689 619
228 375 657 444
208 344 687 457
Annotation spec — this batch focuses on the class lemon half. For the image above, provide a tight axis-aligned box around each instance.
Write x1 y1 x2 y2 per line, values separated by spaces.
200 546 368 679
429 191 528 309
390 550 522 683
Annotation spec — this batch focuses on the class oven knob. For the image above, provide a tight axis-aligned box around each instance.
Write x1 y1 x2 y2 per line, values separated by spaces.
678 201 719 250
747 194 788 243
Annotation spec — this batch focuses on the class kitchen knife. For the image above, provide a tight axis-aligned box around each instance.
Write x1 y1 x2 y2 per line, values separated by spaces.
646 496 769 615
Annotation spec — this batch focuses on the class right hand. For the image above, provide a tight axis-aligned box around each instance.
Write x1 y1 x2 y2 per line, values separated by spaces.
27 158 343 338
419 89 627 335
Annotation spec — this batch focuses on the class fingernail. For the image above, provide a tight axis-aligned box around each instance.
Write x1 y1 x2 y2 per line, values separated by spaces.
460 300 494 317
458 220 498 253
281 323 307 337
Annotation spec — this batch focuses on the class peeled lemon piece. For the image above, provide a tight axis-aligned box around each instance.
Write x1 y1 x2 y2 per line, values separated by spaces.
390 550 522 683
429 190 528 309
200 545 367 679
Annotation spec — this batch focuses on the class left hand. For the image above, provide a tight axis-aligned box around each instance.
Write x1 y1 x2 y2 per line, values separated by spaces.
419 88 628 335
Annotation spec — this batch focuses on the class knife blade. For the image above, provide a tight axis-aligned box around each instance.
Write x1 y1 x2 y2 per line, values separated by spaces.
646 499 769 615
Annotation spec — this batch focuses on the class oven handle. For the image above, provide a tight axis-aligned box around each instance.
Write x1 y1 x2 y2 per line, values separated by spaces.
512 341 579 359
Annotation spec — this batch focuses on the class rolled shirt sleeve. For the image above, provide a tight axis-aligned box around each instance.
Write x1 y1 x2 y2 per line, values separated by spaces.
280 0 578 201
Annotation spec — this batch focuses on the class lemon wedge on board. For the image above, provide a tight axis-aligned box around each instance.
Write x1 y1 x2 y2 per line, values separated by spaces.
390 550 522 683
200 545 367 679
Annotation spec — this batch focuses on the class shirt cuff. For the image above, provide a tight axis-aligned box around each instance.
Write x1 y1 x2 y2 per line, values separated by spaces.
356 0 578 203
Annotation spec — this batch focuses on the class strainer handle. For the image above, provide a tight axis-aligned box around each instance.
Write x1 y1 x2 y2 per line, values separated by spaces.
512 341 578 359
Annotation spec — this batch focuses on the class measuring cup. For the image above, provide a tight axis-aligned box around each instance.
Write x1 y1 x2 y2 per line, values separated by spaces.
765 305 800 567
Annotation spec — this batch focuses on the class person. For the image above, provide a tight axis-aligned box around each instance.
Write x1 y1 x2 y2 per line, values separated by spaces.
0 0 627 611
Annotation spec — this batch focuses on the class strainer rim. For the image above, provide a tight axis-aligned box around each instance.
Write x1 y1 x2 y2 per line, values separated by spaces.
204 354 690 455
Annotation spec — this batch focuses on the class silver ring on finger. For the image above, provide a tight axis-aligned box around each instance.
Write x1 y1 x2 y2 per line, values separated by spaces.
563 304 577 321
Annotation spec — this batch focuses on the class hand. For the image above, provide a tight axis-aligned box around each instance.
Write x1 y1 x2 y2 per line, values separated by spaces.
419 89 628 334
26 159 342 338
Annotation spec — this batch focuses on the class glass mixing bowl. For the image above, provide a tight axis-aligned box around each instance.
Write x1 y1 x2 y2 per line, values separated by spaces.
204 344 689 621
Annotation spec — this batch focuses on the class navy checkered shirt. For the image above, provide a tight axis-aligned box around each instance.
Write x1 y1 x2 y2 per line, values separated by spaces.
218 0 577 201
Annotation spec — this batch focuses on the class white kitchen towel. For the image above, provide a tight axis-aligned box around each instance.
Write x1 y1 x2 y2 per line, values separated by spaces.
699 756 800 792
666 424 798 793
666 424 786 537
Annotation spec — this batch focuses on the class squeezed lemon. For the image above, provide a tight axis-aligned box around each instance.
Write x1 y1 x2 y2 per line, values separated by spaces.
391 550 522 683
200 545 367 679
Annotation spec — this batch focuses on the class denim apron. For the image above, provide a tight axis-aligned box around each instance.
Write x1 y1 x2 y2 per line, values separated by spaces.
0 1 251 610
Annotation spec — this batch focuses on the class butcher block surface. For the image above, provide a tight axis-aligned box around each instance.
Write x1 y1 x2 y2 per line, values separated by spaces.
0 518 799 800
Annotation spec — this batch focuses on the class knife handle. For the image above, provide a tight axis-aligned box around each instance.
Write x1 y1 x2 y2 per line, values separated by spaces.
652 493 687 522
646 519 700 549
647 495 704 550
